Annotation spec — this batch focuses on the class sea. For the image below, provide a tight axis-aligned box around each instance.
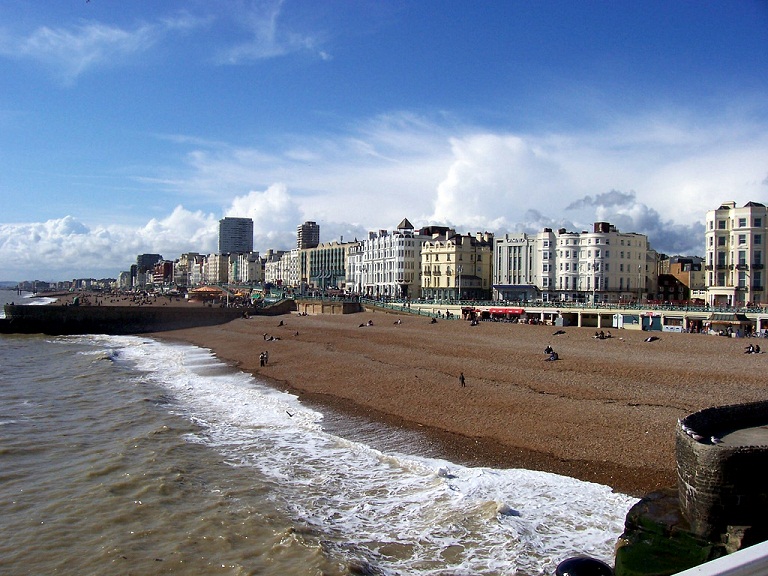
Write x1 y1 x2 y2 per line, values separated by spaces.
0 290 637 576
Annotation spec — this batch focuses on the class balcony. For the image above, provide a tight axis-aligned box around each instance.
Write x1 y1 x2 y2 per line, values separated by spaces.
716 264 729 270
752 285 765 292
736 264 749 270
753 264 764 270
704 264 714 271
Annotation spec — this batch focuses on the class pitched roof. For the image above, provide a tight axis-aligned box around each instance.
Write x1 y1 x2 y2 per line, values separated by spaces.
397 218 414 230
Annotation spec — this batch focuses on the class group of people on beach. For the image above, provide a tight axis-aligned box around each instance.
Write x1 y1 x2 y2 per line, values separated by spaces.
744 343 763 354
259 350 269 367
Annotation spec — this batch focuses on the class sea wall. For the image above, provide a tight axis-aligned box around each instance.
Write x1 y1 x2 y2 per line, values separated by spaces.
295 299 362 315
677 401 768 544
1 304 252 335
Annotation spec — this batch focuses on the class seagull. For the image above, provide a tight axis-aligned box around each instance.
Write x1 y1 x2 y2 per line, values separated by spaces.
711 436 724 444
286 411 294 418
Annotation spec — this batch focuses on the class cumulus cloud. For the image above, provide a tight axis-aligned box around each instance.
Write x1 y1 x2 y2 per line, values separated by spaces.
429 134 565 232
3 109 766 280
0 207 218 281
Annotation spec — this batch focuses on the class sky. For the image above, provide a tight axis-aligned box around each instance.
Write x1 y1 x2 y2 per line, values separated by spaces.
1 0 767 281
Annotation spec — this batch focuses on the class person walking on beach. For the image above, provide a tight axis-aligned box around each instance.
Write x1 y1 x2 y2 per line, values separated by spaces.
259 352 265 367
459 372 466 387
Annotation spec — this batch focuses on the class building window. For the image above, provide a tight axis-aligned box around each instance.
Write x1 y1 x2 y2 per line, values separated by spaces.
755 218 763 228
718 236 726 246
739 234 747 245
718 220 726 230
717 272 725 285
739 218 747 227
756 234 763 244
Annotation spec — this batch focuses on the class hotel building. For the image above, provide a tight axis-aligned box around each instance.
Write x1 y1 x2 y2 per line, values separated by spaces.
493 222 653 303
347 218 427 299
421 230 494 300
705 201 767 306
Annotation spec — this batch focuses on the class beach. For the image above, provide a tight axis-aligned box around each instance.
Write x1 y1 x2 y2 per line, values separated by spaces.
152 308 768 497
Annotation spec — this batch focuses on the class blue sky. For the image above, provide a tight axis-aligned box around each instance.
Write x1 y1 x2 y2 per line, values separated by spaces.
1 0 767 281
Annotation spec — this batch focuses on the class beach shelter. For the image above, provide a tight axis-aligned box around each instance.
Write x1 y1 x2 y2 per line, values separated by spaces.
706 312 752 334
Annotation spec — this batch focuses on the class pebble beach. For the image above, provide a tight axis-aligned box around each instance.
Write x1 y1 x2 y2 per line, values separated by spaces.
153 308 768 497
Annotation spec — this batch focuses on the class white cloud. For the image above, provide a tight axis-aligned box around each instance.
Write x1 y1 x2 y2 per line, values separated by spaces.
215 0 329 64
3 109 766 280
0 207 218 281
0 12 204 84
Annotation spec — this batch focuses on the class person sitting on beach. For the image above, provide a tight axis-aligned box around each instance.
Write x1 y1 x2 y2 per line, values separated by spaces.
745 344 754 354
544 345 553 355
545 351 559 361
430 318 438 324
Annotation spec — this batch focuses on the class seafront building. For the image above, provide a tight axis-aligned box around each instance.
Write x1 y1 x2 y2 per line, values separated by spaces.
300 240 354 291
492 222 654 304
347 219 427 299
421 229 494 300
705 201 767 307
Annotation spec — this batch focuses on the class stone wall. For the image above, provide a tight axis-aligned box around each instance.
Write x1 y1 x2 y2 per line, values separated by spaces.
677 401 768 543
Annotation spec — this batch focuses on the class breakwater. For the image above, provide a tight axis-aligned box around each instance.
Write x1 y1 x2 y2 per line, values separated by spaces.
0 304 252 335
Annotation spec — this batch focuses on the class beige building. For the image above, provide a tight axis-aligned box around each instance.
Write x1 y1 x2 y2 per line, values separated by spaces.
421 231 493 300
705 201 767 306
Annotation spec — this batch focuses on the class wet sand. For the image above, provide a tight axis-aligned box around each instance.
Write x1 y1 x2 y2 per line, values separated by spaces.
150 309 767 497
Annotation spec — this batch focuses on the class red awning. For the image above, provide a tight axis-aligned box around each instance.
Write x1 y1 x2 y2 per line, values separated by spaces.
488 307 525 315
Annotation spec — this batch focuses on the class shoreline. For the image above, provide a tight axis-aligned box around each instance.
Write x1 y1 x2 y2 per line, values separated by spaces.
150 309 768 497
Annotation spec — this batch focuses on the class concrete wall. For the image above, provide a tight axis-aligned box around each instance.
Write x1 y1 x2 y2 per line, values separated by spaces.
1 304 251 335
295 300 362 315
677 401 768 541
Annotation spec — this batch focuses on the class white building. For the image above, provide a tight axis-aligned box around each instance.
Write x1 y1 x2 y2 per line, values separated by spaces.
493 222 653 303
349 219 426 299
705 201 767 307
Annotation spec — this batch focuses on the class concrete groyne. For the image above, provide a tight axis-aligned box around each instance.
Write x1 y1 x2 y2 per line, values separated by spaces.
0 304 253 335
